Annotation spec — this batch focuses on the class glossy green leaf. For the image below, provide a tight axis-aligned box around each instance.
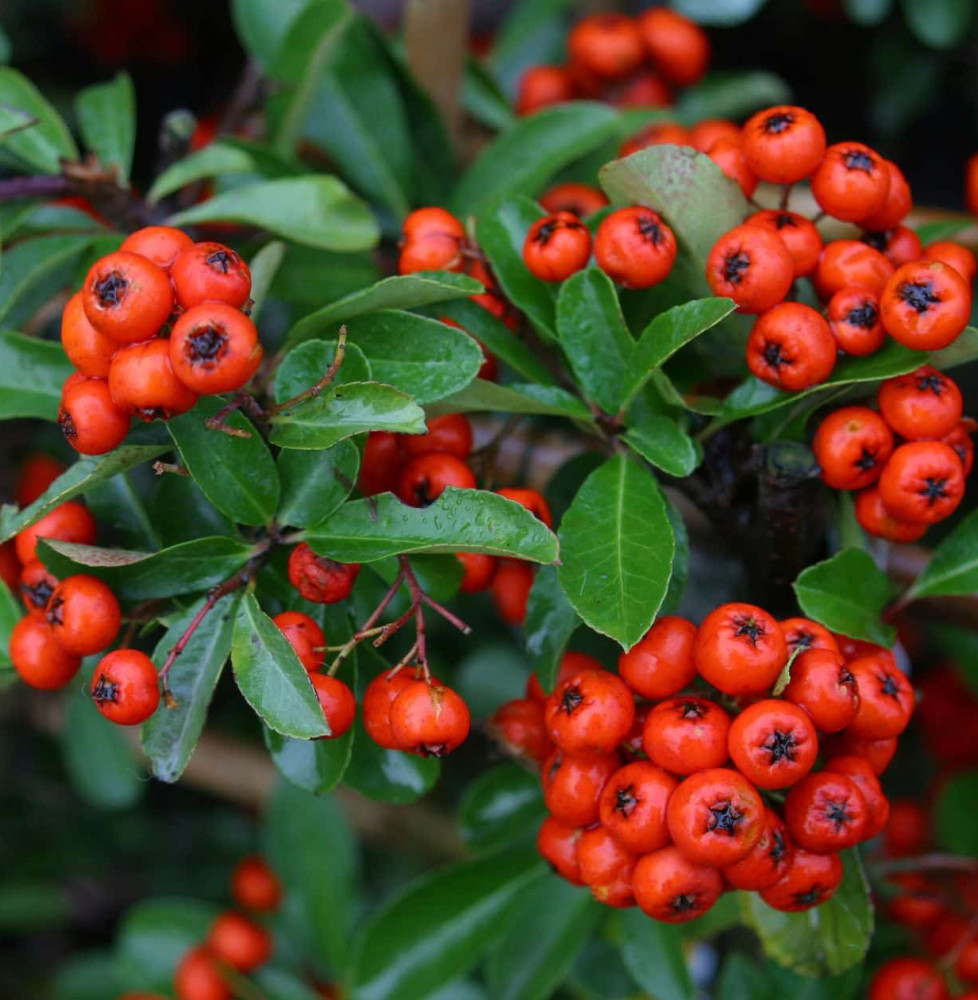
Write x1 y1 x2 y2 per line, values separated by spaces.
0 66 78 173
168 397 280 527
555 268 633 414
451 102 619 217
305 487 559 563
0 445 169 542
168 176 379 252
350 850 544 1000
248 239 286 321
616 908 694 1000
286 272 482 348
274 339 370 401
675 70 790 122
151 473 235 548
265 722 353 795
231 592 329 739
475 197 557 339
486 877 600 1000
489 0 576 93
464 58 517 131
740 851 874 976
264 780 358 972
147 139 296 203
622 298 736 406
558 455 675 650
624 417 700 478
794 548 897 647
428 379 592 423
936 771 978 855
266 0 356 156
38 537 254 601
0 235 94 330
914 219 972 243
0 581 20 670
84 472 159 550
661 494 690 617
436 297 556 384
0 330 81 420
344 311 484 403
525 564 581 694
60 681 142 810
270 381 426 449
901 0 971 47
277 441 360 528
75 72 135 181
906 508 978 599
231 0 318 68
142 592 241 783
459 764 546 853
672 0 769 24
115 898 220 993
343 714 440 803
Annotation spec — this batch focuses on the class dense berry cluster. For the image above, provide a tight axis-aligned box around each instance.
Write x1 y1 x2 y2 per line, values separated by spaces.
492 607 914 921
516 10 709 116
59 226 262 455
690 104 975 392
813 366 974 540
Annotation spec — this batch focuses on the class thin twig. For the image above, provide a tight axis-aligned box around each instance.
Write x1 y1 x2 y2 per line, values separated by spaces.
205 393 254 438
152 461 189 477
779 184 793 212
267 326 348 416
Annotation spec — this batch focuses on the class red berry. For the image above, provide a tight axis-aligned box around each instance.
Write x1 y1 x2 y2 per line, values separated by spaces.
171 241 252 310
231 855 282 913
206 911 272 972
91 649 161 725
287 543 360 604
9 614 81 689
310 674 355 738
781 648 860 733
544 670 635 757
45 573 121 656
389 680 470 757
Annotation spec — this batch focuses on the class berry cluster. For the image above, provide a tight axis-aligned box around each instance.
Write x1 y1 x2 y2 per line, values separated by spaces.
172 855 279 1000
492 606 914 921
813 366 973 540
516 10 709 116
693 104 974 392
523 204 678 291
59 226 262 456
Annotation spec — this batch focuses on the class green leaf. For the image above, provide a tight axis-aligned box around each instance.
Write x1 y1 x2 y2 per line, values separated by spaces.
0 581 20 671
75 72 135 181
489 0 576 93
906 507 978 600
843 0 894 25
711 339 924 430
151 473 235 548
265 722 353 794
231 0 318 68
675 70 790 122
168 176 379 252
231 592 329 739
270 381 426 450
794 548 897 647
52 952 122 1000
555 268 633 414
248 239 286 321
141 593 241 783
525 564 581 694
305 487 560 563
286 272 482 348
277 442 360 528
147 139 296 203
428 379 593 423
350 850 544 1000
740 851 874 976
557 455 675 649
343 311 484 403
0 234 94 330
672 0 769 24
436 297 556 385
622 298 736 407
0 445 169 543
623 417 701 478
264 780 358 973
0 330 83 420
900 0 971 48
275 338 371 401
486 877 600 1000
38 536 254 601
0 66 78 173
464 58 517 131
459 764 546 853
168 397 280 527
266 0 355 157
936 771 978 855
661 494 690 617
451 102 619 217
915 218 972 243
343 713 440 803
115 898 220 993
616 908 694 1000
475 197 557 339
85 472 159 550
60 680 142 810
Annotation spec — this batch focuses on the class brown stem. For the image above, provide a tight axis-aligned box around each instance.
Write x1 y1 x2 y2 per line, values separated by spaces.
152 461 190 477
266 326 348 416
779 184 793 212
0 174 71 201
205 393 256 438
